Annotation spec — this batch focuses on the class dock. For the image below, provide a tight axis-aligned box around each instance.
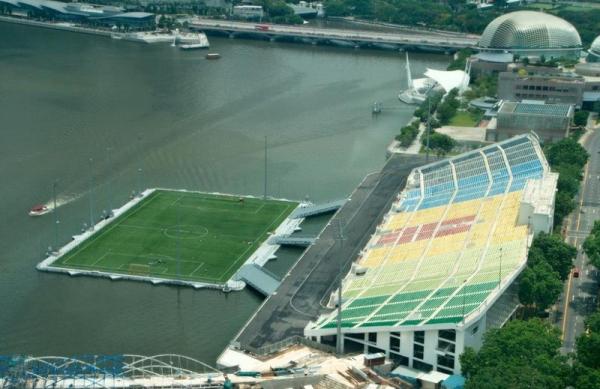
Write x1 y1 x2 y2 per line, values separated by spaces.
190 19 479 52
227 153 432 356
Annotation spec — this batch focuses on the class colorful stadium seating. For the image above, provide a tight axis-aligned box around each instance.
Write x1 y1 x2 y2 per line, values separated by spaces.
312 134 547 330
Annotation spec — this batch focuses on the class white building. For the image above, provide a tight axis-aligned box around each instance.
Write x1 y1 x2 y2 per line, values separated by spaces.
305 133 557 376
232 5 264 19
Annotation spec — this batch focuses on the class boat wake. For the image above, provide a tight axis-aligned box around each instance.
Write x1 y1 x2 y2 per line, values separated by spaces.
44 193 82 211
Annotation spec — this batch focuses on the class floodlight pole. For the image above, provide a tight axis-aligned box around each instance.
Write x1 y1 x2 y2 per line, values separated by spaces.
264 136 268 200
89 158 94 231
53 180 59 253
462 279 466 324
336 219 345 355
106 147 113 217
426 98 431 162
498 247 503 287
177 203 181 280
137 167 143 198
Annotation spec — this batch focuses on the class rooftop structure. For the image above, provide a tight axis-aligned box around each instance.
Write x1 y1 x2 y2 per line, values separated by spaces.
492 100 574 142
478 11 582 59
305 134 556 375
498 71 585 108
0 0 155 29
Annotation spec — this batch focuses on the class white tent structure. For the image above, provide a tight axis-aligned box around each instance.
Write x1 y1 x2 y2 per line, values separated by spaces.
399 53 471 105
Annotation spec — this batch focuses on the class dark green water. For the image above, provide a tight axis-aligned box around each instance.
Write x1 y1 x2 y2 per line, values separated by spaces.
0 22 448 363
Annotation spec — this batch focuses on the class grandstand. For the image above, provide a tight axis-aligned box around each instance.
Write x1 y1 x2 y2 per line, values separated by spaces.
304 133 558 375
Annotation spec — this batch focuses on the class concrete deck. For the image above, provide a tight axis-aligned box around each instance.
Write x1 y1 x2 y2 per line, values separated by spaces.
230 154 431 353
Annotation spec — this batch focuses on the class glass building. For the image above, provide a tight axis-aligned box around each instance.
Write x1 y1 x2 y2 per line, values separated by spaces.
478 11 582 60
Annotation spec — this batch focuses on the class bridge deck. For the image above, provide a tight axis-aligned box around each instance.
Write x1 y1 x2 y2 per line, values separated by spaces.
230 154 432 353
190 19 479 50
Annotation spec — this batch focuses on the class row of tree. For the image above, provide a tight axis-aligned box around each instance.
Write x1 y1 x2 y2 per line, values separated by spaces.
544 138 589 228
395 120 420 148
518 232 576 316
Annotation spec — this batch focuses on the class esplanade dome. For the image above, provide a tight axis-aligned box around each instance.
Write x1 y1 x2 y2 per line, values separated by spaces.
478 11 582 59
588 36 600 62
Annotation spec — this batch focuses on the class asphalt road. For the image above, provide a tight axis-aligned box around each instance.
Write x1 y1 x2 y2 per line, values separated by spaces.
233 153 430 352
559 119 600 354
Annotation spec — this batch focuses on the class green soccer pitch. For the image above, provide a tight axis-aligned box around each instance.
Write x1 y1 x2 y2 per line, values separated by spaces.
53 190 298 284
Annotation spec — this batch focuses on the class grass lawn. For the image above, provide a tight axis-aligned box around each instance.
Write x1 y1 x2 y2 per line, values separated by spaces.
54 190 297 284
448 111 480 127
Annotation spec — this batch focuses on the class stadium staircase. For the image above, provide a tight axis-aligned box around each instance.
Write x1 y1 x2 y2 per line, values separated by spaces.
291 200 346 219
485 282 520 329
235 264 281 296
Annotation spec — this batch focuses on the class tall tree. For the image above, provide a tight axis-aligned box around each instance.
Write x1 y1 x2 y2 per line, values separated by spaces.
518 261 563 312
528 232 576 281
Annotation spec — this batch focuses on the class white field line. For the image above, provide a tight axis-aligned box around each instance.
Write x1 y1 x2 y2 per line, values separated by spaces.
219 203 292 281
190 262 205 276
60 191 161 264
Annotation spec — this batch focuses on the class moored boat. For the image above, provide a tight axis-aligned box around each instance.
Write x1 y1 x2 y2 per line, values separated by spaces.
29 204 50 217
206 53 221 60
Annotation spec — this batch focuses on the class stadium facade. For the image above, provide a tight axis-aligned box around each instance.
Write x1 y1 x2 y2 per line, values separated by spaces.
477 11 582 60
0 0 155 30
305 134 557 375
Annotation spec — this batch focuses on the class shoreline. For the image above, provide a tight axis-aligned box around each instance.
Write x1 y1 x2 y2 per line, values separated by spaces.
0 15 112 37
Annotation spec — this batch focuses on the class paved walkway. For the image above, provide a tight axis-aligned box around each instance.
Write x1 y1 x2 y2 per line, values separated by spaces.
232 154 430 352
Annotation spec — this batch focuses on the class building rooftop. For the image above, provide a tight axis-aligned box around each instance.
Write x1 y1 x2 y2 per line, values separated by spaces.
307 134 550 332
500 101 573 117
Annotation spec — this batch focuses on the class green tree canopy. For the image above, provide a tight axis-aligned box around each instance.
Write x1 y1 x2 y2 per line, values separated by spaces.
528 232 576 281
461 319 568 388
576 333 600 370
545 138 589 170
574 110 590 127
518 261 563 312
583 221 600 269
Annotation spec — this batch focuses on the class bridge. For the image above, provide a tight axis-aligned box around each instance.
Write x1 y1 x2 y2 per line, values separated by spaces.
269 234 316 247
189 19 479 52
291 199 346 219
235 264 281 296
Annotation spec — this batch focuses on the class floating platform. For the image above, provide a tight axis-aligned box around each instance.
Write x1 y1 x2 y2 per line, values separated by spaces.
37 189 303 291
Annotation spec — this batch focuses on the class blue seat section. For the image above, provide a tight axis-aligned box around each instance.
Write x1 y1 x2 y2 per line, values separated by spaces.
484 146 510 196
396 136 545 214
398 188 422 212
451 153 490 204
503 139 544 192
416 162 455 211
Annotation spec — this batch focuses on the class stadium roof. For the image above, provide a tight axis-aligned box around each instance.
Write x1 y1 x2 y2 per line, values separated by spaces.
307 134 550 332
478 11 581 51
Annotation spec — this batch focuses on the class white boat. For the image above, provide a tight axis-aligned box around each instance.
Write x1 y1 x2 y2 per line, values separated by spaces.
398 52 436 105
122 32 174 44
176 31 210 49
180 43 209 50
29 204 50 217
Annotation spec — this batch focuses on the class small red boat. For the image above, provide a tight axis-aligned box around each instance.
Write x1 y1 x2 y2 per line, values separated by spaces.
29 204 50 217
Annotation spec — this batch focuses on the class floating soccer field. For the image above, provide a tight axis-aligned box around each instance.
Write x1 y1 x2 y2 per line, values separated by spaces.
50 190 298 285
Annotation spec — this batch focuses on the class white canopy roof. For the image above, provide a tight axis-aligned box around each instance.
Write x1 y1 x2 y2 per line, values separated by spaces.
424 68 470 93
